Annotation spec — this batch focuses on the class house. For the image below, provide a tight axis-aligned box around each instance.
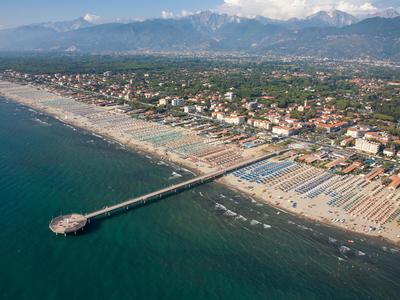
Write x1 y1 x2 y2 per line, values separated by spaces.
316 121 348 133
158 98 169 106
340 137 354 147
224 115 246 125
383 148 396 157
365 132 391 145
346 127 364 138
272 126 297 137
389 175 400 190
253 120 271 130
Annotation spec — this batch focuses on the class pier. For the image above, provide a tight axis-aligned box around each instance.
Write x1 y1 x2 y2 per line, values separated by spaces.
49 149 288 235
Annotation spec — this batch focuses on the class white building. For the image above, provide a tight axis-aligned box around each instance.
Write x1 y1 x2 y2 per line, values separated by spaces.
224 115 246 125
346 127 363 138
158 98 169 106
171 98 186 106
355 138 380 155
195 105 205 113
383 148 396 157
224 92 236 101
272 126 296 137
184 106 195 113
253 120 271 130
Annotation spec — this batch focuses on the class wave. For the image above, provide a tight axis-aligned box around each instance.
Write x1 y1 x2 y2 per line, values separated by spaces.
297 224 313 232
263 224 272 229
168 171 183 180
355 250 366 257
215 202 238 217
32 118 50 126
328 237 337 244
180 167 196 175
235 215 247 221
224 210 237 217
92 133 103 139
60 122 77 131
215 203 227 211
250 220 261 226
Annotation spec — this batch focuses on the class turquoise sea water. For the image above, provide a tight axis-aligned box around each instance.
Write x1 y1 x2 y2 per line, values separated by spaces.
0 98 399 300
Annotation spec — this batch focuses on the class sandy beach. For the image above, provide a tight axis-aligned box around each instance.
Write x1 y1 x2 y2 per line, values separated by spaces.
1 80 399 245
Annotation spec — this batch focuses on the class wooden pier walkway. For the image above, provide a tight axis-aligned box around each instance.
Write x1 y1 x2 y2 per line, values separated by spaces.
49 149 288 235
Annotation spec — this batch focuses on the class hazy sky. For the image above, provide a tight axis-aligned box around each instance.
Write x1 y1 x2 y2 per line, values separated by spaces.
1 0 399 28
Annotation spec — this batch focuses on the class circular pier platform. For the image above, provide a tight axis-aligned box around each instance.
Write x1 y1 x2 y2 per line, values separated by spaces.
49 214 87 235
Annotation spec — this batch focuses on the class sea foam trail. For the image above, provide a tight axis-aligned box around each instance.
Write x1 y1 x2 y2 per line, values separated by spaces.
235 215 247 221
250 220 261 226
168 171 183 180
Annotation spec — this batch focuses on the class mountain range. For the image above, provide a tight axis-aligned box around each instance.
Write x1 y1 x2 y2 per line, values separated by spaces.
0 10 399 61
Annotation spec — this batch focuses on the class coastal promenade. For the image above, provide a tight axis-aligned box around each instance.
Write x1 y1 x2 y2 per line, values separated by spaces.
49 149 288 235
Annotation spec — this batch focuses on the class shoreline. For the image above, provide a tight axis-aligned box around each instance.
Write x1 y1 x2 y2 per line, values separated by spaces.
1 82 399 246
218 177 399 247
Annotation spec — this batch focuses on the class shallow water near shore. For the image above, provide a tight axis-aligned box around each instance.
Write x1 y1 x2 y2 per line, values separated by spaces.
1 98 400 300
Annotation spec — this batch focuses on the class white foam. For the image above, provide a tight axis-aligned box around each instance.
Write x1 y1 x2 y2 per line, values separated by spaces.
33 118 50 126
224 210 238 217
215 203 227 211
168 171 183 180
235 215 247 221
250 220 261 226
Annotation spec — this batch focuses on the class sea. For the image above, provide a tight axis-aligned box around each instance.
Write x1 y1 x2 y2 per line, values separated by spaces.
0 97 399 300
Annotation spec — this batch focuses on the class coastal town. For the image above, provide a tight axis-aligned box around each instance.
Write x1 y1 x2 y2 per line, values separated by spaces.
1 58 400 244
2 1 400 298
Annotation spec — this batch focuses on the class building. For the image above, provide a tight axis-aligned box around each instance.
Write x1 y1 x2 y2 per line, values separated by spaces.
253 120 271 130
383 148 396 157
355 138 381 155
195 105 205 113
340 137 354 147
224 115 246 125
272 126 297 137
346 127 363 138
158 98 169 106
389 175 400 190
365 131 391 145
171 98 186 106
316 121 348 133
246 101 258 111
184 106 195 113
224 92 236 101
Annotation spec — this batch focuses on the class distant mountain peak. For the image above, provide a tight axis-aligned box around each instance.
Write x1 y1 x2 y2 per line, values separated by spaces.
183 11 242 32
306 10 358 27
35 17 94 32
371 8 400 19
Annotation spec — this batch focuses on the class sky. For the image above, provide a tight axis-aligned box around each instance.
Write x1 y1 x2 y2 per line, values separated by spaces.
1 0 399 28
